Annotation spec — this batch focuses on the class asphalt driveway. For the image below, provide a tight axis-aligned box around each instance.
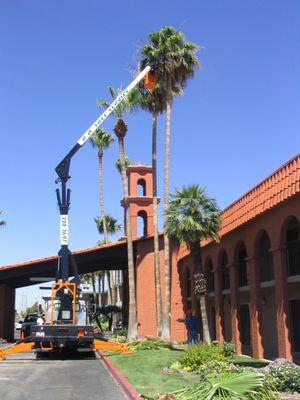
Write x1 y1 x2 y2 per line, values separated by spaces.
0 350 127 400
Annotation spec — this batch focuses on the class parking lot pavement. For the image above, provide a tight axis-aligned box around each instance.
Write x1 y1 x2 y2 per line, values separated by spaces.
0 351 127 400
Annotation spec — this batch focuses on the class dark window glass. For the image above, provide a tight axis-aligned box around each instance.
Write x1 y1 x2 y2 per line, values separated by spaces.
221 252 230 290
286 227 300 276
257 232 274 282
206 260 215 293
237 244 248 287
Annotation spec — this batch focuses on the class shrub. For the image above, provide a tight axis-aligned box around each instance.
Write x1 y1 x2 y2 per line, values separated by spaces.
198 360 243 378
180 343 230 371
219 342 236 358
266 364 300 393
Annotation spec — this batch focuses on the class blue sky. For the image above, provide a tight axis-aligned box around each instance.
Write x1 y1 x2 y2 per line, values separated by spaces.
0 1 299 309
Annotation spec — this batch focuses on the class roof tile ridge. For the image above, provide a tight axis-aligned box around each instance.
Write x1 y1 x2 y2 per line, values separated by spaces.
220 154 300 214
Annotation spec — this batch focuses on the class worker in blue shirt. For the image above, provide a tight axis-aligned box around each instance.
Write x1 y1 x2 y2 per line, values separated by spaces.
178 309 199 346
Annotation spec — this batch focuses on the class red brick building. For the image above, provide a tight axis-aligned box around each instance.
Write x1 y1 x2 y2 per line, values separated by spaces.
1 155 299 361
132 155 300 361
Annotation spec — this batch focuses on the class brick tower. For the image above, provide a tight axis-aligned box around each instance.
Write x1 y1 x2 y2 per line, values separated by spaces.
122 164 157 239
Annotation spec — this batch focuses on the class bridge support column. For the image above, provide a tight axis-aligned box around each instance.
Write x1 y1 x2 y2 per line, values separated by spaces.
0 284 15 341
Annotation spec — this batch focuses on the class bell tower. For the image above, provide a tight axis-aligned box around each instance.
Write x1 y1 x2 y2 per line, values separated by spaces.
122 164 158 239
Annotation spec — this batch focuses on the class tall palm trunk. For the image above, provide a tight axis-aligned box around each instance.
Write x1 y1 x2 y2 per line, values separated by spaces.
115 120 138 339
191 242 211 344
162 94 172 339
98 149 117 329
97 272 102 307
152 112 163 336
98 150 108 243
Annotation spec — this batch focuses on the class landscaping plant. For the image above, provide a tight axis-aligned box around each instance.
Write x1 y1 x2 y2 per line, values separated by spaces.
266 363 300 393
171 371 278 399
128 337 169 351
179 343 234 371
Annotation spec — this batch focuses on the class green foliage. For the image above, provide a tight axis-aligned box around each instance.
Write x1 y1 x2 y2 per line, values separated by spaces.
26 301 38 314
165 185 220 246
97 84 140 120
140 26 199 95
171 371 278 400
180 343 235 371
220 341 236 358
266 364 300 393
115 156 131 173
112 328 128 337
94 214 121 235
128 337 169 351
90 127 114 152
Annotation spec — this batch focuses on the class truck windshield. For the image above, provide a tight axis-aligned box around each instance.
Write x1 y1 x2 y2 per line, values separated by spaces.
24 315 37 323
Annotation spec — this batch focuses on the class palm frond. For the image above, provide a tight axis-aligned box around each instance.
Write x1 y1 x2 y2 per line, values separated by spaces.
90 128 114 151
94 214 122 235
115 156 131 174
165 185 220 247
171 371 278 400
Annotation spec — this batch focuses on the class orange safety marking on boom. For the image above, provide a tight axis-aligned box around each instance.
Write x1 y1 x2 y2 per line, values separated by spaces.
92 339 132 354
0 341 35 361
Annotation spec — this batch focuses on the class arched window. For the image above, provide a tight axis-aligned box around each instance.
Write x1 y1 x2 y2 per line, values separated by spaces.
186 267 192 309
256 231 274 282
220 251 230 291
137 210 148 237
205 258 214 293
137 179 146 196
237 243 248 287
285 217 300 276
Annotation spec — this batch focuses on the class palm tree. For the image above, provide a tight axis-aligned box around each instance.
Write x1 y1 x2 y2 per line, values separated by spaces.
94 214 122 235
90 127 114 315
91 128 114 243
165 185 220 344
94 214 121 330
141 26 199 338
135 83 170 336
115 156 131 174
97 85 139 339
0 211 6 227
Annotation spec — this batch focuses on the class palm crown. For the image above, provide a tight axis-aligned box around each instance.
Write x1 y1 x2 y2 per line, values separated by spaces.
97 85 139 120
166 185 220 246
90 128 114 152
140 26 199 94
94 214 121 235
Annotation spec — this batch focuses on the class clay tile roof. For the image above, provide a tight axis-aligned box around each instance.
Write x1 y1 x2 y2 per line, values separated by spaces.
217 154 300 239
178 154 300 259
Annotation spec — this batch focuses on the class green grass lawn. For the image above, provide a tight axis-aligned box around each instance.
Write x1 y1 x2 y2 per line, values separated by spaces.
106 349 270 399
106 348 199 399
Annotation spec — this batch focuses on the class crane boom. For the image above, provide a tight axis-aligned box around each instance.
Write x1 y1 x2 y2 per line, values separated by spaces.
54 63 153 283
55 65 151 183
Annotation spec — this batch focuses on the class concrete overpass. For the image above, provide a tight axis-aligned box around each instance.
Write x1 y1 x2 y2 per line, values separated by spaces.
0 240 128 340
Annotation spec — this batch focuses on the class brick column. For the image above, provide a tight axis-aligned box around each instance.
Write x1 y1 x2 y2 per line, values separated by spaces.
247 257 264 359
0 284 15 341
214 267 224 342
272 246 292 360
230 263 242 355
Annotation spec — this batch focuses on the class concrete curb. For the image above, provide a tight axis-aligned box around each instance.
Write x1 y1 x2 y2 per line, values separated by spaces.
97 350 142 400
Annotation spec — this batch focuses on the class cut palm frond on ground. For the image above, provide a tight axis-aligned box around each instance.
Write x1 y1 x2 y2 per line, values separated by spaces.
171 371 278 400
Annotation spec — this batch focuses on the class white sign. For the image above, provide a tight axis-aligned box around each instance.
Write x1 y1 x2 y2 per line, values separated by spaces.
60 215 69 245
